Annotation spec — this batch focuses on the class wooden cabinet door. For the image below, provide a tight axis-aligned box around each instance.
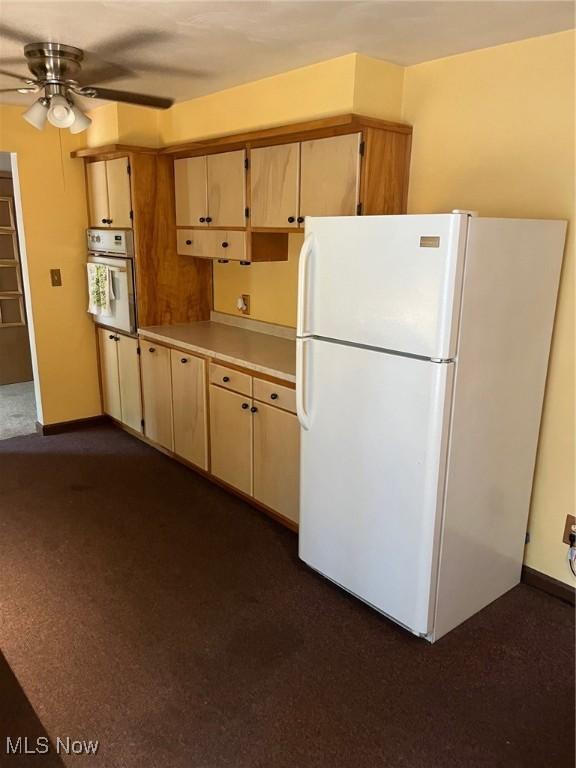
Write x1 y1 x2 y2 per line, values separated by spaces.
140 341 173 450
209 384 252 494
171 350 208 469
98 328 121 420
300 133 361 218
206 150 246 227
174 156 208 226
117 334 143 434
106 157 132 228
253 402 300 523
250 143 300 228
87 161 109 227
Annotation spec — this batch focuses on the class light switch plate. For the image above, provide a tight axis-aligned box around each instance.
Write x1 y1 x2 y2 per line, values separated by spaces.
50 269 62 287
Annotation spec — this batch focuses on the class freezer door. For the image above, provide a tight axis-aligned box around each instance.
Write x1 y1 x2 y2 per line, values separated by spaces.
298 214 468 359
298 337 454 635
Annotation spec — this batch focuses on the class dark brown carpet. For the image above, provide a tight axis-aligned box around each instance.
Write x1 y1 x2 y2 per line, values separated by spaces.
0 424 573 768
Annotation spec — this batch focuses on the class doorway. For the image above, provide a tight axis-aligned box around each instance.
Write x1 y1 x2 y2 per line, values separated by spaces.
0 152 37 440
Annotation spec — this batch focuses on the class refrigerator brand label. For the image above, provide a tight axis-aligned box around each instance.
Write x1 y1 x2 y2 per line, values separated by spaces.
420 236 441 248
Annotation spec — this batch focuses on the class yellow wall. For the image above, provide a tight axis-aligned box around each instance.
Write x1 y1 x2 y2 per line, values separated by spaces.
87 103 159 148
158 54 358 145
402 30 575 585
0 105 101 424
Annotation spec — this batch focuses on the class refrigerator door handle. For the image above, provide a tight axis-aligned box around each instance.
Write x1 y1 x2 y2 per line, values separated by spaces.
296 337 311 431
297 234 314 337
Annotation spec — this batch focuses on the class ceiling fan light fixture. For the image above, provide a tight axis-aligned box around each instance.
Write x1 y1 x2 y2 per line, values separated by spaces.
69 103 92 134
22 98 49 130
47 94 75 128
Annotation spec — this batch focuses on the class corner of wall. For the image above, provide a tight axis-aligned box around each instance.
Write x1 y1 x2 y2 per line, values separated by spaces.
352 53 406 122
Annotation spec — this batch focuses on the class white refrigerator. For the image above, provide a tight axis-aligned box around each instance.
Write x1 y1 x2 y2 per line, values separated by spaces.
296 212 566 642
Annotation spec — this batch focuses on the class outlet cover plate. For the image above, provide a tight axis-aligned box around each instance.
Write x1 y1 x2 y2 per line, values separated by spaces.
562 514 576 545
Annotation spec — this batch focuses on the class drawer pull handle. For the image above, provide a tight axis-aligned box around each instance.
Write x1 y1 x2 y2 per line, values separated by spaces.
270 393 278 400
185 239 192 245
250 406 258 413
221 241 229 248
149 347 156 353
222 376 230 382
241 403 249 410
180 358 188 364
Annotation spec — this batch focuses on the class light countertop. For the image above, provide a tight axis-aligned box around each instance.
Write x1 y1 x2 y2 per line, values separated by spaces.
138 321 296 383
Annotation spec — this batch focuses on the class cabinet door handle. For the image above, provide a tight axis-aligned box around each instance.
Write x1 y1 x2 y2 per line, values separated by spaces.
221 241 229 248
222 376 230 382
206 216 212 223
185 239 192 245
108 219 113 224
101 218 108 224
250 406 258 413
270 393 278 400
108 334 115 340
287 216 295 223
149 347 156 353
297 216 304 224
199 217 205 223
241 403 249 410
180 358 188 364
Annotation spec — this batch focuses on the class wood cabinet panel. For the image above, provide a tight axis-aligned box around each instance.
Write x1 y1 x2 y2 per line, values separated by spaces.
250 143 300 228
87 161 109 227
106 157 132 228
206 150 246 227
98 328 121 420
174 156 208 226
140 341 174 450
253 402 300 523
171 350 208 470
300 133 361 217
209 384 253 495
117 334 142 433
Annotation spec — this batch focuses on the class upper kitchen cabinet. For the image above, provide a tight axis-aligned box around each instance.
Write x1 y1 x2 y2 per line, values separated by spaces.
87 157 132 228
250 142 300 229
299 133 361 218
167 114 412 254
174 149 246 228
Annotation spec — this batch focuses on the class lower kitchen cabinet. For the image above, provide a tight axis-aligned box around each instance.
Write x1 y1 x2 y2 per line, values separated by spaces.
171 350 208 470
140 341 174 450
209 384 253 495
98 328 142 433
253 402 300 524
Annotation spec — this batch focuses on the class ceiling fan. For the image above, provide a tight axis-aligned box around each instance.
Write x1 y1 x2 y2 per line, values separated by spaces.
0 37 175 134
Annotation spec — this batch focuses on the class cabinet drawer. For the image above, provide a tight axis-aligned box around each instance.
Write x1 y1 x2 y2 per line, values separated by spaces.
209 363 252 396
214 230 246 262
176 229 217 258
253 378 296 414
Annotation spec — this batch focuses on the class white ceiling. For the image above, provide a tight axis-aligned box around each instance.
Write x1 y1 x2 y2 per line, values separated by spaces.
0 1 574 106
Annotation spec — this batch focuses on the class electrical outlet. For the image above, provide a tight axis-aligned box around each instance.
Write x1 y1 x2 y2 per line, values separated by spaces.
236 294 250 315
562 514 576 545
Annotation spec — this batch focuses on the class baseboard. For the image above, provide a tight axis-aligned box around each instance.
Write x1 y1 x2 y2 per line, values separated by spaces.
37 415 110 436
521 565 575 605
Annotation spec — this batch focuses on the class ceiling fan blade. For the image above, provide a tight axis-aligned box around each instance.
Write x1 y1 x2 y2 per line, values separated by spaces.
82 86 173 109
0 88 32 93
0 22 34 45
119 60 210 78
0 67 36 84
91 30 171 56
